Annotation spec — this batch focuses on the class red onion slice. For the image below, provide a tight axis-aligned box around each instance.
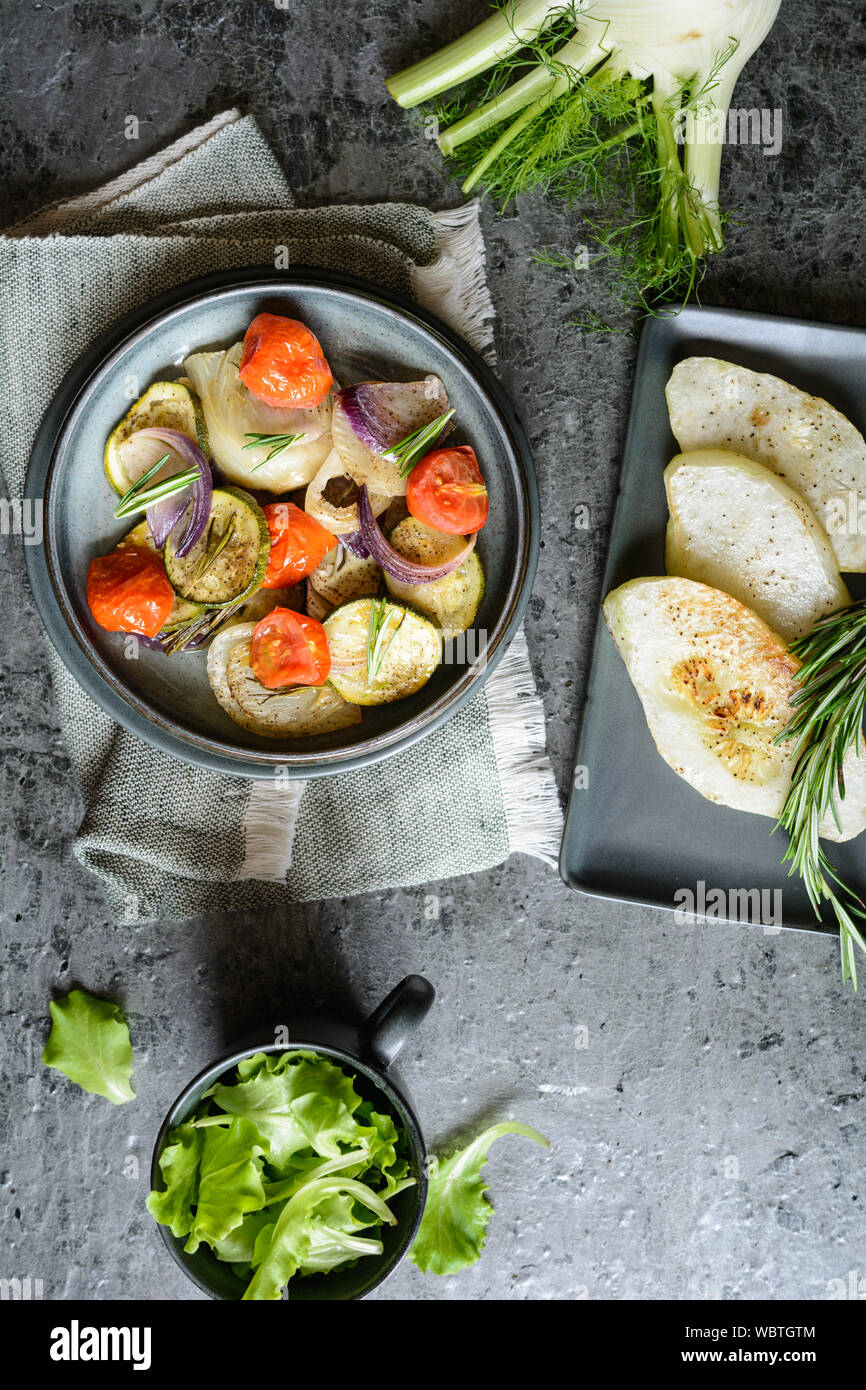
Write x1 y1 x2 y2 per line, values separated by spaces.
339 378 449 456
147 495 188 549
134 427 212 554
358 485 474 585
341 530 370 559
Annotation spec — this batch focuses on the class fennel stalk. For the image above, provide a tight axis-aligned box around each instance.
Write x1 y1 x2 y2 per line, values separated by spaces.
387 0 782 320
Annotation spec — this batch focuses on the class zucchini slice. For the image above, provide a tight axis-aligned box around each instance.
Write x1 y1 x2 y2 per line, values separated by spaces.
308 545 382 612
206 623 361 738
104 381 209 496
323 597 441 706
384 517 485 640
164 487 269 607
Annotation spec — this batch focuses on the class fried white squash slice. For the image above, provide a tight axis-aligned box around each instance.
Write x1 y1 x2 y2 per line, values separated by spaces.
603 577 866 842
666 358 866 571
664 449 849 641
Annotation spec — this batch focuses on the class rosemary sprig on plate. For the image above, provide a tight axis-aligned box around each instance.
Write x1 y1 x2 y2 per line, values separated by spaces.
114 458 199 519
242 432 306 469
366 598 405 680
387 408 455 477
774 599 866 988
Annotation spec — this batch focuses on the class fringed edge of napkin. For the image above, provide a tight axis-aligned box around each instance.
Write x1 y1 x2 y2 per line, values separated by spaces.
485 627 563 868
413 203 497 363
238 780 305 882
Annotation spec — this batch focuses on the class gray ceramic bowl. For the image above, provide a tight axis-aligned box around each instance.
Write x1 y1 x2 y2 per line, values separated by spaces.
26 267 538 778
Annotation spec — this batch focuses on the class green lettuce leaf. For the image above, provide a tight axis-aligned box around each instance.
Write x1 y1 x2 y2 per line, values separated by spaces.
42 989 136 1105
145 1123 203 1238
298 1193 389 1275
207 1053 371 1167
242 1199 312 1300
184 1118 266 1254
355 1102 403 1180
243 1176 395 1300
259 1146 370 1207
212 1208 277 1264
409 1121 549 1276
234 1049 315 1082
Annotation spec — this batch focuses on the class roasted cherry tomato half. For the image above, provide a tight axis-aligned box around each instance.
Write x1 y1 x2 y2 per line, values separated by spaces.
261 502 335 589
405 445 489 535
86 545 174 639
238 313 334 409
250 607 331 689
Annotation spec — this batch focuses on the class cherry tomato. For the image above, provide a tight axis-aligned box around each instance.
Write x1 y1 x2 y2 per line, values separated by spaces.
406 446 489 535
238 313 334 408
87 545 174 639
261 502 335 589
250 608 331 689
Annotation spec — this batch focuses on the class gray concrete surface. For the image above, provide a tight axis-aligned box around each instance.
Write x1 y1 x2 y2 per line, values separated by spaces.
2 0 865 1302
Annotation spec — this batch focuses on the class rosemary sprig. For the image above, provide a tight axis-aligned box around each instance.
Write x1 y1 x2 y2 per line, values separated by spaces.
114 461 199 519
774 599 866 988
160 600 247 655
192 515 236 583
366 599 405 680
242 432 306 469
118 455 169 498
387 408 455 477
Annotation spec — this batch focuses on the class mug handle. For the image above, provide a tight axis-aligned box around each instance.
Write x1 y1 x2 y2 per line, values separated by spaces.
359 974 435 1070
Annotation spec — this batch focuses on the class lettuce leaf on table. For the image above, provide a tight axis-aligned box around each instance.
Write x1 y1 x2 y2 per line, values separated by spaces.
42 988 136 1105
409 1121 550 1276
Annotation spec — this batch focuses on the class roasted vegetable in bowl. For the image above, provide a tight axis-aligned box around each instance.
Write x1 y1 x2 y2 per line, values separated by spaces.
85 309 491 737
385 517 485 640
207 623 361 737
325 598 442 707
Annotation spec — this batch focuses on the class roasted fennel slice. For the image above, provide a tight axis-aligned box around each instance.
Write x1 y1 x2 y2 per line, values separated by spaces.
206 623 361 737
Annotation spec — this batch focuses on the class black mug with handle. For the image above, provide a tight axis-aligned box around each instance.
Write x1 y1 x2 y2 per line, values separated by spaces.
150 974 436 1300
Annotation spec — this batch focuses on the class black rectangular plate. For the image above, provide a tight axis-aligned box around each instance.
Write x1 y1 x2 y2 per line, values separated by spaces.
560 303 866 935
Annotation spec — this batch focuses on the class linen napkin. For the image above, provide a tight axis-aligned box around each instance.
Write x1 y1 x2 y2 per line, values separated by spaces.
1 110 562 923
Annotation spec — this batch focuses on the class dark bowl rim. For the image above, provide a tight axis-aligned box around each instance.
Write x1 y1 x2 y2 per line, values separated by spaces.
150 1037 429 1302
25 264 539 780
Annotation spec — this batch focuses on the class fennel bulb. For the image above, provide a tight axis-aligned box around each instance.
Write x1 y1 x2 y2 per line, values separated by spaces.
386 0 783 320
